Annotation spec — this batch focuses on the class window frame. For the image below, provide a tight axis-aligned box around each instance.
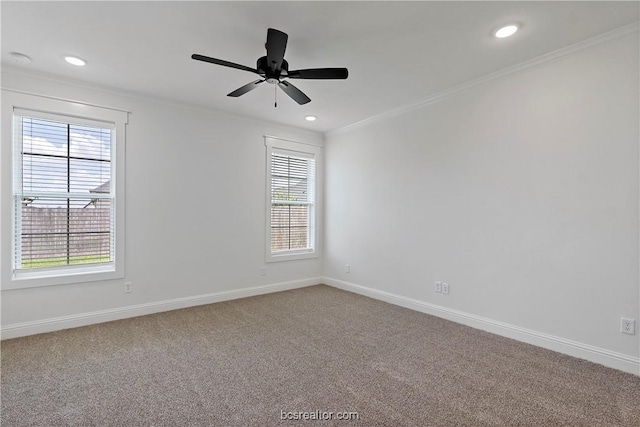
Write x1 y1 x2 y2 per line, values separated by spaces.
265 136 321 263
1 91 127 290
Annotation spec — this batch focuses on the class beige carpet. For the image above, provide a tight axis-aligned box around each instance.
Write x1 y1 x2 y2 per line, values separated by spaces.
2 285 639 426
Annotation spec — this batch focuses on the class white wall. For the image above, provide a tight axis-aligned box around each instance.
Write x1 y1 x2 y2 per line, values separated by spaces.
1 31 638 375
324 36 639 366
1 69 323 328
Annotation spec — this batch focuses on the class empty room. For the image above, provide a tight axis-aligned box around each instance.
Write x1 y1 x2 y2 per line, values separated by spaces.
1 1 639 425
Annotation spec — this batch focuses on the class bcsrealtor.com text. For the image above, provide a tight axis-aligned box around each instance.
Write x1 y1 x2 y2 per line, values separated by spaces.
280 410 360 421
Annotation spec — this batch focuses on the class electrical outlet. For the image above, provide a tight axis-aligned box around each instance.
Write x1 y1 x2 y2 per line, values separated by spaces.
621 318 635 335
345 264 350 273
124 281 132 293
260 266 266 276
442 283 449 294
435 281 442 292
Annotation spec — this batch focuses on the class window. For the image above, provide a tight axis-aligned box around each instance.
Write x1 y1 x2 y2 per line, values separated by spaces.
265 137 320 262
15 113 113 269
2 91 127 289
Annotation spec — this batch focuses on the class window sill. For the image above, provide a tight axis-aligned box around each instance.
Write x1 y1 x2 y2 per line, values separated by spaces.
267 250 318 263
4 263 123 290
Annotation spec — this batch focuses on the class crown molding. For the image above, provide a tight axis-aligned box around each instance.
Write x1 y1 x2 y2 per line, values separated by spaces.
327 21 639 138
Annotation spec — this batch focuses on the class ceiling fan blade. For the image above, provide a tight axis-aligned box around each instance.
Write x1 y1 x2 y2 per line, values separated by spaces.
265 28 288 71
227 80 265 97
278 81 311 105
192 54 259 74
287 68 349 79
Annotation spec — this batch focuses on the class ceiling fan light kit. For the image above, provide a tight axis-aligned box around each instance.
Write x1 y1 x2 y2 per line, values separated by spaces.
192 28 348 106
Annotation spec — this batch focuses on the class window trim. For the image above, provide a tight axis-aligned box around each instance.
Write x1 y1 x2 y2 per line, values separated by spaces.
1 90 128 290
265 136 321 263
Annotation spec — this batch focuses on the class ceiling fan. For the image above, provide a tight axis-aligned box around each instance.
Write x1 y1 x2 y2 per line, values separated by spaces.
192 28 348 106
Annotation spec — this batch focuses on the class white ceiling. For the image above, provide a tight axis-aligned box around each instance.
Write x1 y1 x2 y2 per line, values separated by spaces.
2 1 639 133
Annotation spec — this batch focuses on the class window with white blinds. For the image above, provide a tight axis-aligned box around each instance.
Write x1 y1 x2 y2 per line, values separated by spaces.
13 112 115 275
265 137 319 262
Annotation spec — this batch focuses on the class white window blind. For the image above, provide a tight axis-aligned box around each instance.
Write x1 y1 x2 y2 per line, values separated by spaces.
266 137 319 261
13 112 115 273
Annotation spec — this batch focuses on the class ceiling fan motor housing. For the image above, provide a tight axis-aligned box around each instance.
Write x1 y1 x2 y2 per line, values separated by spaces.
257 56 288 82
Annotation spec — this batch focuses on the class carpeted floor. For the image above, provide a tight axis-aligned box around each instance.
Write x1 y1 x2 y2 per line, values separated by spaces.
2 285 639 426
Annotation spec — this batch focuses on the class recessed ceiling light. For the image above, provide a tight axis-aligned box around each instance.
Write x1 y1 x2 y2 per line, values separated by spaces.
494 24 519 38
64 56 86 66
10 52 32 64
305 115 317 122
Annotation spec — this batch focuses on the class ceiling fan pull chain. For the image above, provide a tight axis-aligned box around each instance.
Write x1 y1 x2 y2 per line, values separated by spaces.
274 84 277 108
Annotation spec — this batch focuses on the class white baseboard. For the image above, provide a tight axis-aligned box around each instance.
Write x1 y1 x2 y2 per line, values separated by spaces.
1 277 322 340
4 276 638 376
323 277 640 376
